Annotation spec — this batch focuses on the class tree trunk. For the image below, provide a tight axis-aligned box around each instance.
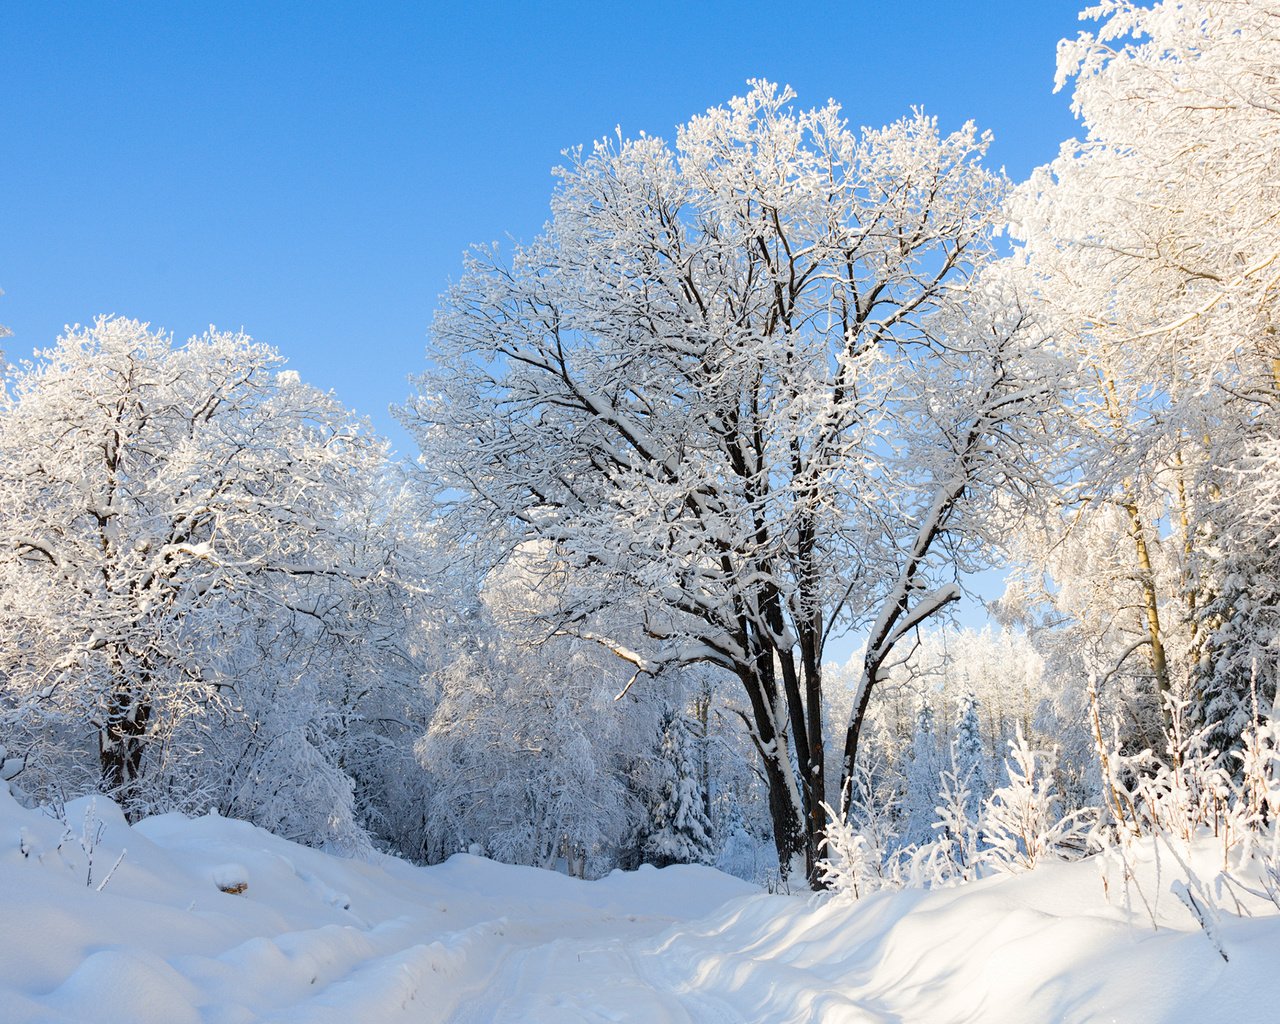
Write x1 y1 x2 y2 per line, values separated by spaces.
99 687 151 821
1124 498 1173 732
736 664 809 887
839 661 876 820
760 745 808 888
799 629 827 887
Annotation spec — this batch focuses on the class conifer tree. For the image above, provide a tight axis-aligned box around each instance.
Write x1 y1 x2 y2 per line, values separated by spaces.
903 704 943 846
951 693 990 823
644 711 714 867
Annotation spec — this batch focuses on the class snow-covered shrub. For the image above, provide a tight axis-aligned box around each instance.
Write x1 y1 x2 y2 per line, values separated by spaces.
817 759 910 898
817 802 894 900
983 725 1093 873
226 723 373 859
1223 713 1280 910
1145 697 1230 845
923 767 983 885
1089 689 1233 851
22 797 129 891
896 693 995 888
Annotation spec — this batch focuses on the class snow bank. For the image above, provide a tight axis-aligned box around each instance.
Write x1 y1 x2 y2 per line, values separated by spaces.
643 857 1280 1023
1 784 1277 1022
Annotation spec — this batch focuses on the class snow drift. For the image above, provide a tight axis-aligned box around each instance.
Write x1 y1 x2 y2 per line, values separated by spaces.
1 785 1276 1023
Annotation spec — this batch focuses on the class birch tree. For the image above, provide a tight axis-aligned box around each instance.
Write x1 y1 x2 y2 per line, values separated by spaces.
405 82 1054 886
1008 0 1280 745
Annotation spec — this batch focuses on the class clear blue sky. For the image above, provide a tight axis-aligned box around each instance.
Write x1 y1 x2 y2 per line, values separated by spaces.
2 2 1085 454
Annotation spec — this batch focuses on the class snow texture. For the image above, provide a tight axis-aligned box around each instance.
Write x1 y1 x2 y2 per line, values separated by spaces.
2 785 1277 1023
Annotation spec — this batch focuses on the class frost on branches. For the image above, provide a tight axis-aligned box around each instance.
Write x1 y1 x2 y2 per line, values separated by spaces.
405 80 1056 888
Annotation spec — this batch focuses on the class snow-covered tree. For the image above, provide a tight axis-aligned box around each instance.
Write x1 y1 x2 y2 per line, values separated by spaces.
413 548 661 876
404 81 1056 886
951 692 990 823
713 788 770 882
902 704 943 846
424 648 641 876
0 318 421 833
1007 0 1280 750
643 709 715 867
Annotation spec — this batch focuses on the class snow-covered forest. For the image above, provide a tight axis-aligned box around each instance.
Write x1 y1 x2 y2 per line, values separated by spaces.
4 1 1280 1019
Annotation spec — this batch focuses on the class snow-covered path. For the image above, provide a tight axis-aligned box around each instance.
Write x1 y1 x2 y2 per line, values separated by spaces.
4 787 1280 1023
444 922 711 1024
0 787 764 1024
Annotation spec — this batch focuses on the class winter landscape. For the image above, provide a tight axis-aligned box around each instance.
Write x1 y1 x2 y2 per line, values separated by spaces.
3 1 1280 1021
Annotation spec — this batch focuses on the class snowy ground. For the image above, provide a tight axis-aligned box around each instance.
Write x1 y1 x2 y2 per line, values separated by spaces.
2 786 1277 1023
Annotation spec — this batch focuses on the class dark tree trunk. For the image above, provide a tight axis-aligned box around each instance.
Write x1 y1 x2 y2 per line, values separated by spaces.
99 687 151 821
840 662 878 817
736 662 808 887
762 752 807 886
800 632 828 887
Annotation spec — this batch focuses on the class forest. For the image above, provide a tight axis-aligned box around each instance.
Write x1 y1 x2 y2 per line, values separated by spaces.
2 0 1279 920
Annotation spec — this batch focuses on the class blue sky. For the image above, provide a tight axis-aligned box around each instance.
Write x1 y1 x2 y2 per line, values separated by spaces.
2 2 1085 453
